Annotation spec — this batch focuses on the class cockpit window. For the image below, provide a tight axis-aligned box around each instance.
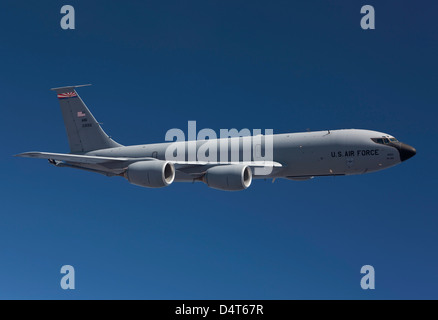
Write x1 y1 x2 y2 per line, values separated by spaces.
371 137 398 145
375 138 384 144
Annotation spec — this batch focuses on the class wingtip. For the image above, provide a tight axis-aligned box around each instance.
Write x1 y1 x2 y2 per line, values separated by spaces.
14 152 27 157
14 152 39 158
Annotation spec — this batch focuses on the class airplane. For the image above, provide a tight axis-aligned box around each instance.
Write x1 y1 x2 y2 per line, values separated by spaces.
16 85 416 191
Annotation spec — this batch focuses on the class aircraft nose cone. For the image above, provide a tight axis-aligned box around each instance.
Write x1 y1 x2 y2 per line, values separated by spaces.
398 143 416 162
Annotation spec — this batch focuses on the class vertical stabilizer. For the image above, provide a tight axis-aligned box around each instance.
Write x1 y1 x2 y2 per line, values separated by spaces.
51 85 122 153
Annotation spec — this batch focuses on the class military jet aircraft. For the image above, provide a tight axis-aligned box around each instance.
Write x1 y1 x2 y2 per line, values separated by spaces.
16 85 416 191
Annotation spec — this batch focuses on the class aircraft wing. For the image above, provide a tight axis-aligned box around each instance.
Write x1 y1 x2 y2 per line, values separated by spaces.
171 160 282 167
16 152 283 179
16 152 282 167
15 152 134 164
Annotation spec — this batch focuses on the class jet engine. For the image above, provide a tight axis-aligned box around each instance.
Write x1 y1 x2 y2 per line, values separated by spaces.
125 160 175 188
204 164 252 191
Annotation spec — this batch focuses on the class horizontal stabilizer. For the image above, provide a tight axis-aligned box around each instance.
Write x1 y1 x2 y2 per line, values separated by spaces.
50 84 92 92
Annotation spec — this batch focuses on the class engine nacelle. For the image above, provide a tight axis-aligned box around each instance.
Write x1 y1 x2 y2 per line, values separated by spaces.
125 160 175 188
204 164 252 191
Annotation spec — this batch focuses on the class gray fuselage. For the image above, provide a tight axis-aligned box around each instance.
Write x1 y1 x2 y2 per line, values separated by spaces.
87 129 415 181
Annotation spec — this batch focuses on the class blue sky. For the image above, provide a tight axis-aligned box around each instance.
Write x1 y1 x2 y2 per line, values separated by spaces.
1 0 437 299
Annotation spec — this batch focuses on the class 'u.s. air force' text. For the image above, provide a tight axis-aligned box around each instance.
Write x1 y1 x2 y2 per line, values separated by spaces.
331 149 379 158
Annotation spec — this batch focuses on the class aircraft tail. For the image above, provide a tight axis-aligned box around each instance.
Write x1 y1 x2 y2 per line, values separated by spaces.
51 85 122 154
